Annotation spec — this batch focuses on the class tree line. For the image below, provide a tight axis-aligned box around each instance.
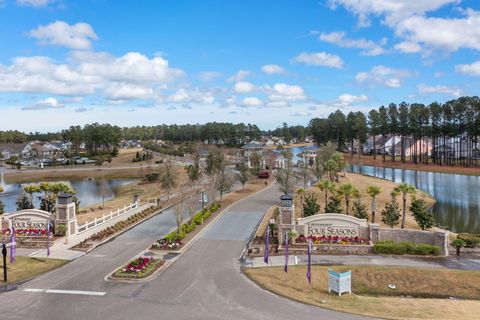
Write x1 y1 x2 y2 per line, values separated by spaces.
309 96 480 167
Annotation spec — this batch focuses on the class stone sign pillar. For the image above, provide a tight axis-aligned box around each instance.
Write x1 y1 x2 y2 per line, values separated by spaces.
55 193 77 243
434 230 449 256
278 194 295 243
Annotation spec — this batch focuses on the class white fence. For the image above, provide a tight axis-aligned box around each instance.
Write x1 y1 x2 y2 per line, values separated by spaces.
77 202 139 234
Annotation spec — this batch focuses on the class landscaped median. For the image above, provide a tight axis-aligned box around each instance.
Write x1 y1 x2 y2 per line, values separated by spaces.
151 203 220 251
111 257 164 280
244 265 480 320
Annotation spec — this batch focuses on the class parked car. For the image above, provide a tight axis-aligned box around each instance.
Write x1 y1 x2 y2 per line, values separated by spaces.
258 171 270 179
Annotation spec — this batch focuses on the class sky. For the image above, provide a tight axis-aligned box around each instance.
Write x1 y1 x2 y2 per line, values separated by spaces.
1 0 480 132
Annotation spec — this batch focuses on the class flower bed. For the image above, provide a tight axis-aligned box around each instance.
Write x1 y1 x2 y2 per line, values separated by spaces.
1 229 48 236
112 256 164 279
151 203 221 251
295 235 369 245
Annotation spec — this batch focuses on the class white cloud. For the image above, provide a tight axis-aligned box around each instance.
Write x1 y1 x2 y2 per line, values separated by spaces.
261 64 285 74
455 61 480 76
227 70 250 82
23 97 64 110
336 93 368 106
262 83 306 107
328 0 459 26
242 97 262 107
355 65 411 88
234 81 255 93
0 52 184 99
319 31 387 56
291 111 312 117
417 84 463 97
291 52 344 69
17 0 53 7
28 21 98 50
329 1 480 55
198 71 221 82
104 83 154 101
166 88 215 105
394 41 421 53
394 10 480 53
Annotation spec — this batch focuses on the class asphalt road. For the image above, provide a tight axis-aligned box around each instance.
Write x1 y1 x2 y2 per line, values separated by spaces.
0 185 369 320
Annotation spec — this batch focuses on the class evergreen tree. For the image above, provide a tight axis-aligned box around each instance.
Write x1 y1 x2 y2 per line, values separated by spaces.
352 199 368 220
16 192 34 210
381 195 401 228
410 197 435 230
326 195 342 213
303 193 320 217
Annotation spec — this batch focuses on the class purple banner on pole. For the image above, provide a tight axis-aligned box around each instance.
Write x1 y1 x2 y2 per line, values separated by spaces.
46 223 51 257
307 239 312 284
283 233 289 273
9 227 15 264
263 225 270 264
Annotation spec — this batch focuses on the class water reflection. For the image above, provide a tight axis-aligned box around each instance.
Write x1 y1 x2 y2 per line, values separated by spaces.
0 178 136 213
348 164 480 234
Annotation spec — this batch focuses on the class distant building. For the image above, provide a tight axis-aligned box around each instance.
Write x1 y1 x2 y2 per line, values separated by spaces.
0 143 31 159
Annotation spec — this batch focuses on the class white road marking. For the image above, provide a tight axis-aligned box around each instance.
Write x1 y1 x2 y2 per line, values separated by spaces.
23 288 106 296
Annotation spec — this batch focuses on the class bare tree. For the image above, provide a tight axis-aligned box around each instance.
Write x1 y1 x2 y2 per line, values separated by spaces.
236 161 250 191
186 192 198 222
275 151 295 194
173 199 186 233
296 162 312 189
216 167 234 203
159 160 177 199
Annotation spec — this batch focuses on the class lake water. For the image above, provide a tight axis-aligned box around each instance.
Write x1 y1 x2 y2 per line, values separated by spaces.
0 178 136 213
348 164 480 234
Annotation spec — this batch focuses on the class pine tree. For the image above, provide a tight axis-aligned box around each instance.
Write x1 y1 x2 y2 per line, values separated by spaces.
16 192 34 210
303 193 320 217
410 197 435 230
326 195 342 213
381 196 401 228
352 199 368 220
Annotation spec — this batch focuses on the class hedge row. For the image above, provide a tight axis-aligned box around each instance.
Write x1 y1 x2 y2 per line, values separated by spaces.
373 240 441 256
163 203 221 243
457 233 480 248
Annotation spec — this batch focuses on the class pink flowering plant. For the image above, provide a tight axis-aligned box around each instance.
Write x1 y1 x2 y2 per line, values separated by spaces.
295 235 368 245
113 256 163 279
2 228 48 236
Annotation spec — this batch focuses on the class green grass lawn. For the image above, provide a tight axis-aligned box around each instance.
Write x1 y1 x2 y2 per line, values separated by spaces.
0 256 68 285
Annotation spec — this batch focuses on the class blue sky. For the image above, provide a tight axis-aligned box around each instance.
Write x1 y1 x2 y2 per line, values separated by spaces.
1 0 480 131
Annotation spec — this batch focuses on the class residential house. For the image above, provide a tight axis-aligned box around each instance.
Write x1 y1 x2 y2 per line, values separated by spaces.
0 143 31 159
392 137 432 157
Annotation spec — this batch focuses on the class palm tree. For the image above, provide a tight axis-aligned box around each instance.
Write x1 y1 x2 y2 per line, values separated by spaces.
394 183 416 229
337 183 358 215
317 179 334 211
366 185 382 223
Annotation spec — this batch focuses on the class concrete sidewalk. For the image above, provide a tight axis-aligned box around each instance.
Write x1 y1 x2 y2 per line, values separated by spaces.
23 203 153 260
246 254 480 271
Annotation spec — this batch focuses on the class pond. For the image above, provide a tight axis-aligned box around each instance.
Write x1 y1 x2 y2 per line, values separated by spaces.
0 177 137 213
348 164 480 234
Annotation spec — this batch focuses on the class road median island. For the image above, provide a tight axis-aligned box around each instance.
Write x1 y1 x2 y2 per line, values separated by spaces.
243 265 480 320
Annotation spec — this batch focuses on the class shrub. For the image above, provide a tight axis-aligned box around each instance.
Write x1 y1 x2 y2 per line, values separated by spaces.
457 233 480 248
55 224 67 237
373 240 440 256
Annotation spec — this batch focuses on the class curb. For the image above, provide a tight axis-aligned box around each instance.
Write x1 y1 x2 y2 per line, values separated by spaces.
105 182 276 283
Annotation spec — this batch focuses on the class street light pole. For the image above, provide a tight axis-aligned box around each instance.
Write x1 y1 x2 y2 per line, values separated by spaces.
2 242 7 282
